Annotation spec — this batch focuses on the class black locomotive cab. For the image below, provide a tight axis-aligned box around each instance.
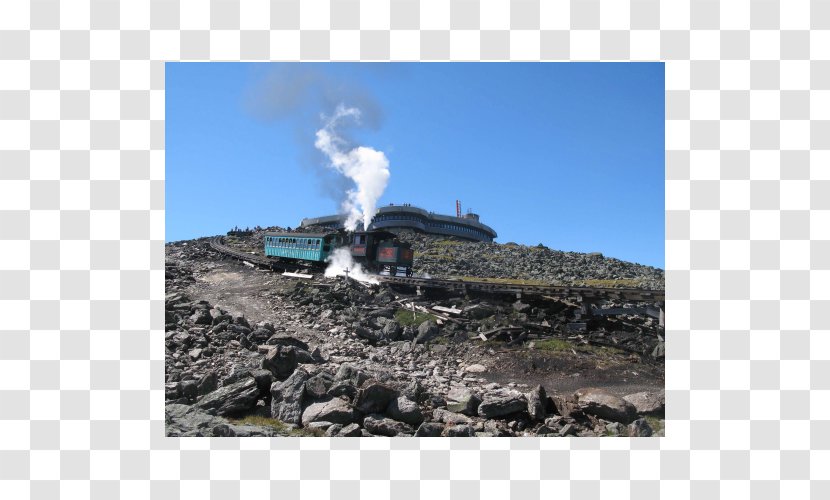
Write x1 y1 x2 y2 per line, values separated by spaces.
348 230 413 276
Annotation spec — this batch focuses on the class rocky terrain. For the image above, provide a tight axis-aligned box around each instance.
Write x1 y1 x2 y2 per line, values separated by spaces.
218 226 665 290
165 233 664 438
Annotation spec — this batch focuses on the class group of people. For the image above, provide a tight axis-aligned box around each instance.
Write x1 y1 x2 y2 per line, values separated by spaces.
229 225 263 233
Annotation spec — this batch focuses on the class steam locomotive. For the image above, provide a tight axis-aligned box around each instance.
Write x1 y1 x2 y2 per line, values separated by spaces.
263 229 414 276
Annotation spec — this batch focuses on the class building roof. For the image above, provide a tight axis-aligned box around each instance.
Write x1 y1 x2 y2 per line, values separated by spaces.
299 204 498 241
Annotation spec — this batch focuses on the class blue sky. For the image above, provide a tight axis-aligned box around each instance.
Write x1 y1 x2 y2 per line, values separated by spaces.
166 63 664 268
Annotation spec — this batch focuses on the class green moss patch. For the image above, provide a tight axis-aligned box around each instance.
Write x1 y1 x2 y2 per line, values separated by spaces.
394 308 436 327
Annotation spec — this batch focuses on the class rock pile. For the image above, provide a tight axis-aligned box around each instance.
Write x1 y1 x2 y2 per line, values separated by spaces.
165 288 665 437
165 228 665 438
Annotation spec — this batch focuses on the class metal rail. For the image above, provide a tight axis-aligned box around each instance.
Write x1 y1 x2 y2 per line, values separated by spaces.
208 237 665 303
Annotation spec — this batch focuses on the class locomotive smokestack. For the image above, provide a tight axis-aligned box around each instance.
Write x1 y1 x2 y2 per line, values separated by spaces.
314 104 390 232
456 200 461 218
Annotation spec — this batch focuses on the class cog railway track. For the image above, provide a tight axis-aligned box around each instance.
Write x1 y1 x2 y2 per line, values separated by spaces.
209 237 665 306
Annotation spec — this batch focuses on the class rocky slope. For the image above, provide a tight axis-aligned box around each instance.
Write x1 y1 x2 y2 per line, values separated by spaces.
165 238 665 438
218 226 664 290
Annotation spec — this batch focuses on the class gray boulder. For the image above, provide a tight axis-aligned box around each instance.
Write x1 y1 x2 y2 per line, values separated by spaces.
305 371 334 399
196 371 218 395
400 325 416 341
414 320 439 344
477 392 528 419
222 364 252 386
211 313 232 326
463 364 487 374
261 345 298 381
385 396 424 426
306 421 334 431
363 414 414 437
446 387 481 416
414 422 444 437
605 422 625 436
172 332 192 346
354 326 382 342
574 387 638 424
256 322 276 333
337 423 362 437
382 320 402 340
301 397 356 426
270 368 309 425
251 369 274 396
248 328 272 343
335 364 369 388
403 379 428 403
194 378 260 416
325 424 343 436
526 385 547 421
165 382 181 400
628 418 653 437
180 380 198 400
327 382 358 401
651 341 665 359
166 404 280 437
190 309 212 325
444 424 475 437
433 408 472 425
623 390 665 417
294 348 318 364
356 381 399 415
535 425 557 436
265 334 309 350
227 324 251 336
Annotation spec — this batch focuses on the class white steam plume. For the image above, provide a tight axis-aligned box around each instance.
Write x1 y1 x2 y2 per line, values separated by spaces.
324 247 379 284
314 104 390 232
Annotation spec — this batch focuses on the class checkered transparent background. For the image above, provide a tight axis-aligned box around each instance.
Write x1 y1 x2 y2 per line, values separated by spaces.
1 0 828 498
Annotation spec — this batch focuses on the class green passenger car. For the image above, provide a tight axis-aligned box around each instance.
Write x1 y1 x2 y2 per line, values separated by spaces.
263 232 336 263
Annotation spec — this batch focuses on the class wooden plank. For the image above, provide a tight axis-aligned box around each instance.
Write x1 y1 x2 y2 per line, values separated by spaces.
432 305 462 315
282 272 313 279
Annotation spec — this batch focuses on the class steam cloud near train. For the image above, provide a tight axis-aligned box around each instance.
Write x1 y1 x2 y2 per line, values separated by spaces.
314 104 390 233
323 247 379 284
315 104 390 283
